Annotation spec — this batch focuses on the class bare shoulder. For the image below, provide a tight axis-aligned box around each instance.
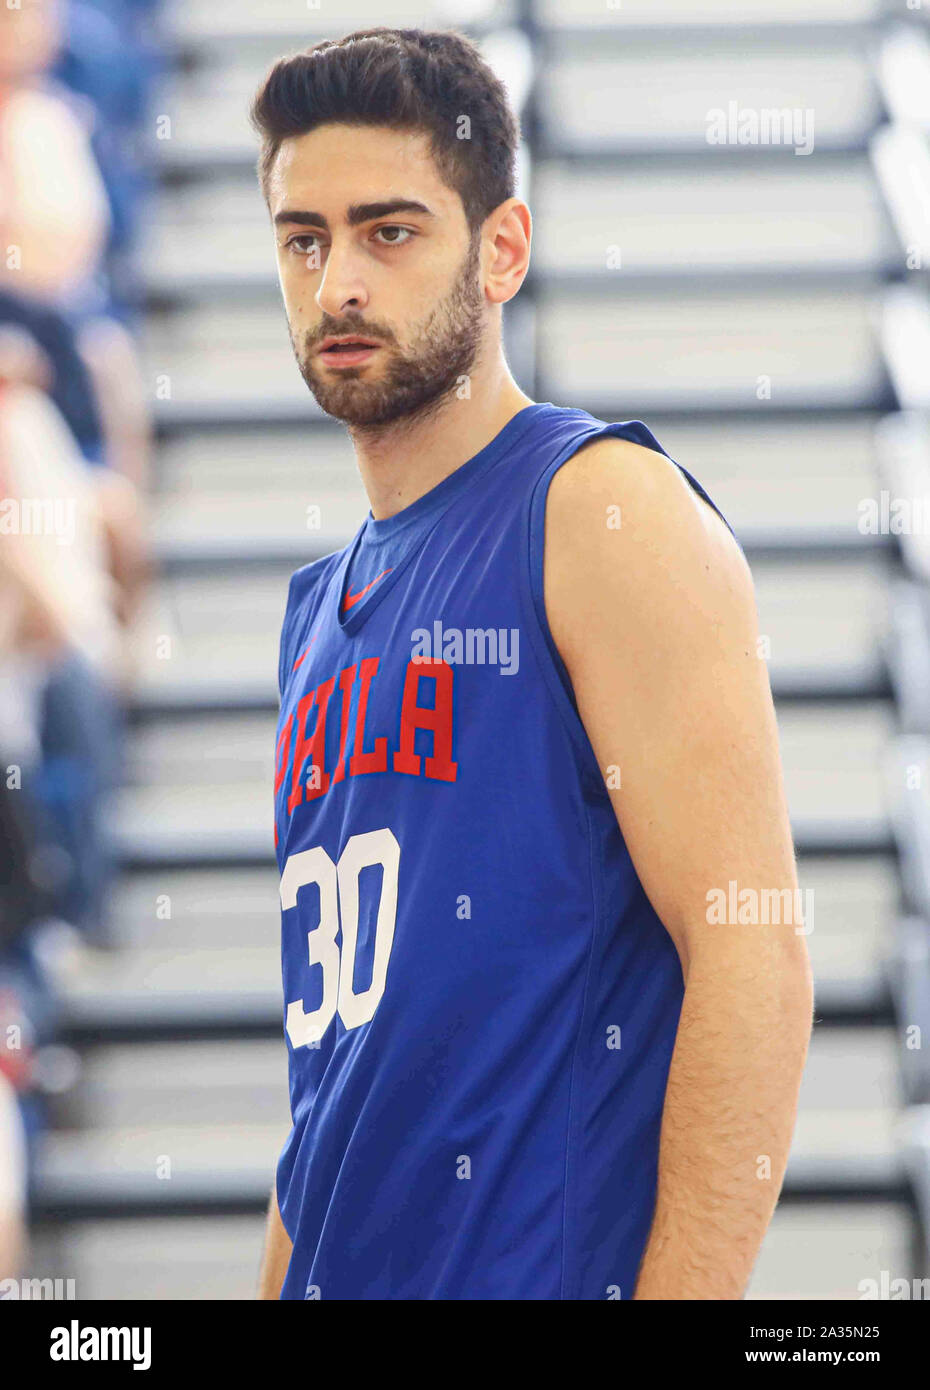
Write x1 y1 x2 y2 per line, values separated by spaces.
545 433 744 572
543 433 756 669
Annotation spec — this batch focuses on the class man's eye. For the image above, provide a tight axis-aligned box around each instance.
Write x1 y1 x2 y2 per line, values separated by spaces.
373 226 413 246
287 234 323 256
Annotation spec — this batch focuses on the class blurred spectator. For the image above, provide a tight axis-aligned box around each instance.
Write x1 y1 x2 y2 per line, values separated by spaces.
0 0 154 550
0 0 156 962
0 769 60 1283
0 301 105 467
0 333 124 939
0 1069 28 1280
54 0 162 318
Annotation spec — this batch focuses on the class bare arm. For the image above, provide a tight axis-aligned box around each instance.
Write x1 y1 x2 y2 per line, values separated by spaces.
544 437 814 1300
257 1185 292 1300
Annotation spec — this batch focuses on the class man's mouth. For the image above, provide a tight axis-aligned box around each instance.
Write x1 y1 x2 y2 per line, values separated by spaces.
317 336 383 368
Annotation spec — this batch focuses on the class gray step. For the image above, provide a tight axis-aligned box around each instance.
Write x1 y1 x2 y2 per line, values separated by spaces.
129 547 891 696
150 415 882 543
540 0 883 28
795 1028 903 1161
537 285 887 410
31 1028 909 1225
24 1199 915 1300
779 702 893 829
532 154 894 277
100 855 893 970
538 29 878 154
747 1201 914 1300
47 851 895 1045
110 867 281 952
28 1215 267 1299
153 414 880 537
167 0 507 43
143 284 888 418
656 413 880 533
111 701 893 843
63 1040 287 1131
144 154 895 295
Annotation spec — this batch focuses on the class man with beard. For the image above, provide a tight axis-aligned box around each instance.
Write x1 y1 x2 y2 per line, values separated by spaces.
250 27 813 1301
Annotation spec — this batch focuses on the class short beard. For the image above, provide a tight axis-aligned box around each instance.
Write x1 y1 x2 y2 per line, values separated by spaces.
291 232 485 429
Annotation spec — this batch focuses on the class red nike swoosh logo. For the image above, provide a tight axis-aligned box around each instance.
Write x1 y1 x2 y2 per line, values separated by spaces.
292 636 317 672
342 568 393 612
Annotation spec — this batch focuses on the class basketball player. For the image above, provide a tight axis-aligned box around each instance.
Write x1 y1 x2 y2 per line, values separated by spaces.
251 28 813 1300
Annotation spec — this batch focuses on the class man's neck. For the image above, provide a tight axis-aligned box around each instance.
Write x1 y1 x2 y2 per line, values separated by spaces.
348 368 535 521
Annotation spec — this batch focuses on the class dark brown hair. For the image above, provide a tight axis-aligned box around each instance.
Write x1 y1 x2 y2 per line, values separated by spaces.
249 27 519 231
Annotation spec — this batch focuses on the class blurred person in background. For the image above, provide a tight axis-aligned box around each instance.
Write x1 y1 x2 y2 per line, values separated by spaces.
0 0 154 952
0 0 156 1262
0 326 125 926
53 0 161 322
0 0 153 545
0 1067 28 1279
0 316 129 1276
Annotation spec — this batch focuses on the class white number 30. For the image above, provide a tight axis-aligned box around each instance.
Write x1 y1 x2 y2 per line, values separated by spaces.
280 828 400 1049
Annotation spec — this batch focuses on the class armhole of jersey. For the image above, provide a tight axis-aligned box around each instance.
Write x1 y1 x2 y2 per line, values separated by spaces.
278 573 299 701
521 419 738 762
519 424 610 783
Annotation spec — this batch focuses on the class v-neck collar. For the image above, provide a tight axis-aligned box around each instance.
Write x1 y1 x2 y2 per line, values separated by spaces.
334 403 551 634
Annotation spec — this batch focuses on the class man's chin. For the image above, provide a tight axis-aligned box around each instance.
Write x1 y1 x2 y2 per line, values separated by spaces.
298 369 374 424
306 387 399 428
300 369 450 429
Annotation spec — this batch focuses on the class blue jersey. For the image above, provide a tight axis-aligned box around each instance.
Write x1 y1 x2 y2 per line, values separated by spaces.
272 401 733 1300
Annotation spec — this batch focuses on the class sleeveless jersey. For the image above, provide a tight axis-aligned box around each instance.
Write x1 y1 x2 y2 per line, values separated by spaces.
272 401 734 1300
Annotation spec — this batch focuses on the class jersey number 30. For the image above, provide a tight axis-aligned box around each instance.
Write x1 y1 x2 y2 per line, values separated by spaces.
280 827 400 1049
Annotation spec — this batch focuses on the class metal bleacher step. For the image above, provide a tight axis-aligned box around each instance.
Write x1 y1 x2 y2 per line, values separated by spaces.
536 285 889 413
55 1040 288 1130
47 847 896 1047
130 548 893 706
109 698 895 843
60 868 283 1042
144 151 896 299
138 410 894 700
25 1199 916 1300
536 0 886 33
151 413 881 535
143 288 894 426
151 8 882 171
162 0 508 52
534 23 879 157
31 1026 907 1234
59 954 280 1045
28 1215 269 1300
747 1200 913 1300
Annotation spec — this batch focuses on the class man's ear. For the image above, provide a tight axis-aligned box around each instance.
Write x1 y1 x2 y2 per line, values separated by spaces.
483 198 531 306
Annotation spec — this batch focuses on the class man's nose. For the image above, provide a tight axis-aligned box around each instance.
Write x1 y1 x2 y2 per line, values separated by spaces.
315 240 369 317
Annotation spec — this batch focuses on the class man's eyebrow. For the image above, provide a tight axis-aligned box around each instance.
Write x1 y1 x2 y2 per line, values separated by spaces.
273 199 435 229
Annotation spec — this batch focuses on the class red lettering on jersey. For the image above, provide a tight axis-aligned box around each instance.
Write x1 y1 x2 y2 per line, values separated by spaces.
288 675 336 813
330 664 357 787
349 656 388 776
393 658 458 782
